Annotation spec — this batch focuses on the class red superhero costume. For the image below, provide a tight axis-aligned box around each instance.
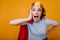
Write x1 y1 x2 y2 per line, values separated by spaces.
18 19 33 40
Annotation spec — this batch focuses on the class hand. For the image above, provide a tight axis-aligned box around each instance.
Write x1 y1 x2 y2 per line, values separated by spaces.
46 26 58 36
46 32 48 35
46 31 50 36
28 9 33 20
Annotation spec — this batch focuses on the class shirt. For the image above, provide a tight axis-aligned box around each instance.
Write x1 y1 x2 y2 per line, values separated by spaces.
24 18 58 40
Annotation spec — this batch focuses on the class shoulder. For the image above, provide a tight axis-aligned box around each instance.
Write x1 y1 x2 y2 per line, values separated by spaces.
43 18 58 26
44 18 57 23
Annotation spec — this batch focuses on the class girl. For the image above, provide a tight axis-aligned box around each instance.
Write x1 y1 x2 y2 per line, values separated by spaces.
10 1 59 40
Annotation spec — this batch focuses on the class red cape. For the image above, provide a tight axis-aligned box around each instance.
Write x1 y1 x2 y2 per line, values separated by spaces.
18 19 33 40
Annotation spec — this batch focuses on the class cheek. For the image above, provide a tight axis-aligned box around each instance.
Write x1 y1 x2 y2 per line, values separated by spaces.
31 11 35 14
32 13 35 16
31 11 35 16
38 12 42 16
38 12 41 14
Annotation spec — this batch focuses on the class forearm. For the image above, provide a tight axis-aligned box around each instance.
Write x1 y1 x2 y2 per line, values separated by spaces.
46 25 58 35
10 17 32 25
47 22 60 35
10 9 32 25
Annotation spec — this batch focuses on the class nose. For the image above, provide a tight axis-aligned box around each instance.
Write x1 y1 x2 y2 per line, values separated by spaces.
35 11 38 14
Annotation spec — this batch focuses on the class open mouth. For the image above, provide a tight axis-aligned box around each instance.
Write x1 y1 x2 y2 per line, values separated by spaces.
34 16 39 18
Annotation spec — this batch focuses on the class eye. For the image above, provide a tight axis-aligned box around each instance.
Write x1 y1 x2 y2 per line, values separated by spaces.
32 9 35 11
38 9 42 12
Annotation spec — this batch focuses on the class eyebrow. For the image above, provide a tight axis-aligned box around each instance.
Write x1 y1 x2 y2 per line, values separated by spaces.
32 7 41 10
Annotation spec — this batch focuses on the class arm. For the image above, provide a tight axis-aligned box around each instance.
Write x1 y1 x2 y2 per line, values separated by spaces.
46 23 60 35
10 10 32 26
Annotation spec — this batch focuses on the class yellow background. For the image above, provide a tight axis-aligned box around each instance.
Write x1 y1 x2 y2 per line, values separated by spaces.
0 0 60 40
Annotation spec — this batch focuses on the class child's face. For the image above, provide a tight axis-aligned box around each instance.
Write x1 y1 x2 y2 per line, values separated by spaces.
31 5 42 22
